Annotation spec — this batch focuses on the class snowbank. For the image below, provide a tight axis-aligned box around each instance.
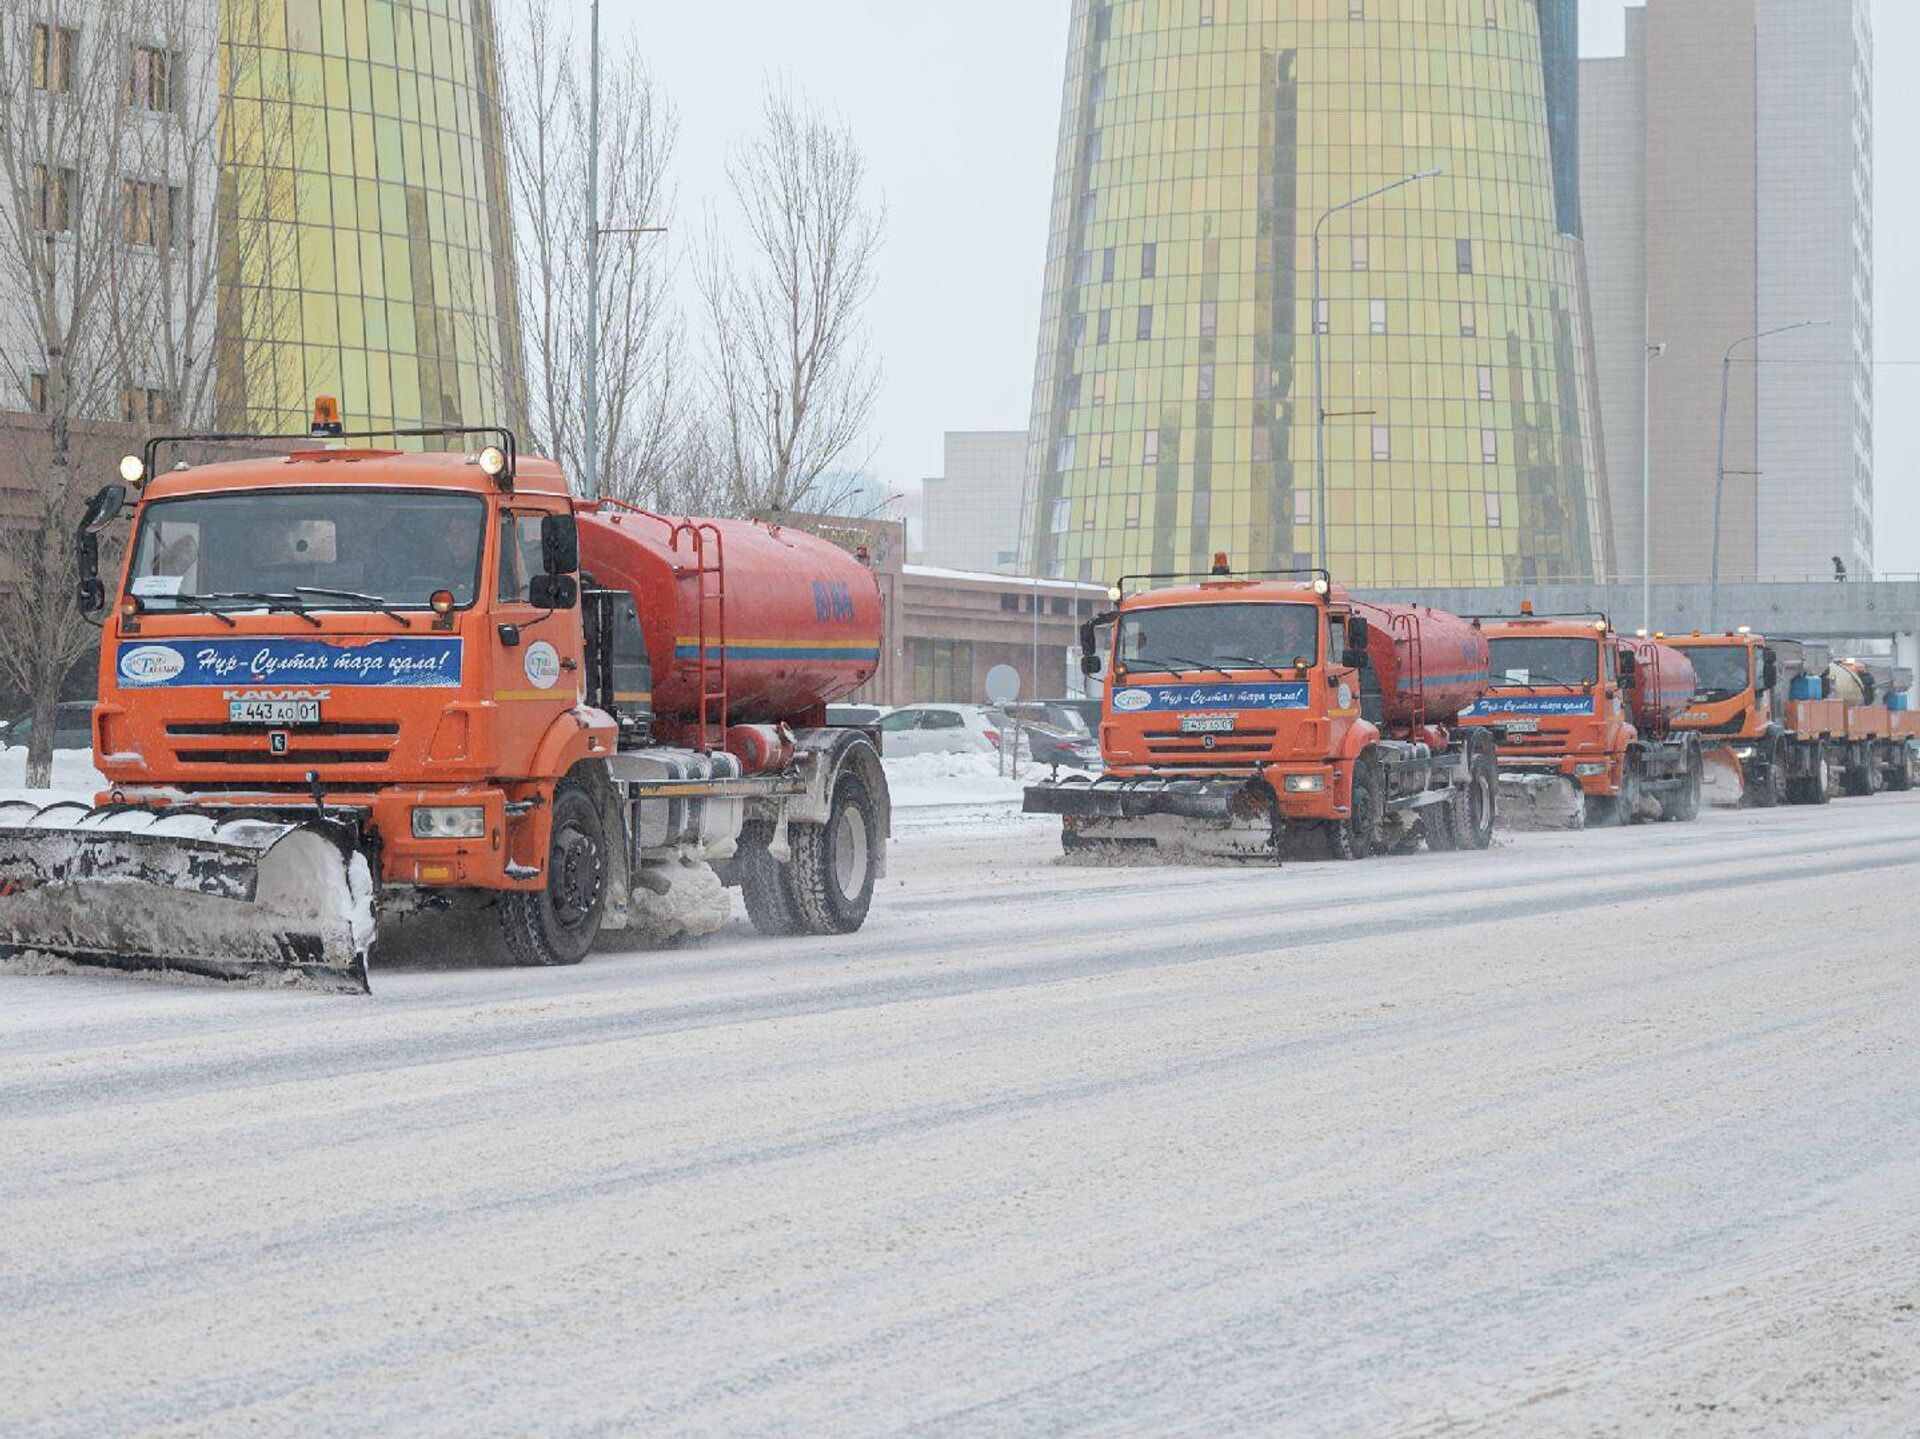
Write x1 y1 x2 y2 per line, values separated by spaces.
883 751 1088 809
0 747 107 804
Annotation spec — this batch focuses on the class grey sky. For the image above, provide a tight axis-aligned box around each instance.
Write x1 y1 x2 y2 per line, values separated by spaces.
575 1 1915 571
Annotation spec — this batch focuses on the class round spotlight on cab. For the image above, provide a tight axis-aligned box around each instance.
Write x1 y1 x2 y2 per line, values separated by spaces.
430 589 456 616
1312 577 1331 596
1106 584 1123 603
477 445 508 478
118 454 146 484
1593 620 1609 633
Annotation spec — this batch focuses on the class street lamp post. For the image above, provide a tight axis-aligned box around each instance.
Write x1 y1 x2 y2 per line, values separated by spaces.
1312 167 1441 575
1641 294 1665 633
584 0 602 499
1709 319 1828 628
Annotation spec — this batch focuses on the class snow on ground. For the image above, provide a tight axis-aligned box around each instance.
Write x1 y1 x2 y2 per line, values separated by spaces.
6 795 1920 1433
882 749 1072 808
0 747 106 804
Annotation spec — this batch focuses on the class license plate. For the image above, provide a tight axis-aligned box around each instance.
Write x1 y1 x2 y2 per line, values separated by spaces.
1502 718 1539 733
227 699 320 726
1180 715 1236 734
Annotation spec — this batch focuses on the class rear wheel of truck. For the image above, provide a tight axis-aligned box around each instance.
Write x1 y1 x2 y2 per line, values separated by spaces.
1751 744 1788 808
1890 749 1917 793
1326 749 1383 861
788 769 880 933
738 823 805 936
499 778 606 966
1791 748 1832 806
1459 733 1498 850
1667 746 1704 823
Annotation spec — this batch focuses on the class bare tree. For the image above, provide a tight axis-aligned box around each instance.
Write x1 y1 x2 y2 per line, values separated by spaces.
699 86 885 517
501 0 687 504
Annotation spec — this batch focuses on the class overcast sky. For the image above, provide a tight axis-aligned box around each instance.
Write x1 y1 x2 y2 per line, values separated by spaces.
571 1 1917 572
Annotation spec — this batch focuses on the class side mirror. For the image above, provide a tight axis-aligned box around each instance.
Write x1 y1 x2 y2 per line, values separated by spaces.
1080 651 1102 678
1078 618 1103 677
1761 649 1779 692
75 530 106 620
81 482 126 534
541 513 580 575
1618 650 1638 686
1345 615 1371 660
529 573 579 611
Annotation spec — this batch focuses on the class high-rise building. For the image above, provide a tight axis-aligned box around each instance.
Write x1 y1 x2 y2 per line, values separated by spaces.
217 0 523 433
1583 0 1872 583
1020 0 1612 588
919 431 1030 574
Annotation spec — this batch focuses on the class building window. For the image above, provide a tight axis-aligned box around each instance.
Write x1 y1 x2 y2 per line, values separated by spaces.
1068 313 1086 349
1197 363 1214 400
33 165 73 233
1137 305 1153 341
121 179 177 247
1097 308 1112 344
1082 502 1095 530
26 373 48 414
1460 303 1476 337
1351 235 1369 271
1090 68 1107 104
1485 1 1499 27
1456 239 1474 274
1199 0 1214 23
1481 428 1499 464
1141 241 1157 279
1293 490 1312 526
1055 436 1076 471
1349 0 1365 15
1051 499 1073 534
1082 129 1102 168
1143 429 1160 464
1093 4 1112 43
1099 435 1114 466
1199 300 1217 338
1102 247 1116 282
1125 495 1142 529
120 386 168 423
1485 492 1503 528
32 25 75 93
1477 364 1495 401
1051 596 1071 616
128 46 175 112
1091 373 1107 406
909 639 974 704
1315 298 1330 334
1371 426 1391 461
1074 252 1091 287
1000 593 1020 612
1370 299 1388 335
1252 426 1271 462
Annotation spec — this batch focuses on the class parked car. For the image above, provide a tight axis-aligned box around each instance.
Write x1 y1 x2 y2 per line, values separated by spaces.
0 701 95 751
875 703 1007 757
1003 700 1101 771
826 704 888 728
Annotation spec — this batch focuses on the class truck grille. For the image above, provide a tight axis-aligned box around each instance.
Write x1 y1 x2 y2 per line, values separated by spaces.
173 748 393 767
1141 726 1279 761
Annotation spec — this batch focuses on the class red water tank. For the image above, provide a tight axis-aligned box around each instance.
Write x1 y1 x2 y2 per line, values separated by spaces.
1623 638 1696 737
1351 600 1491 730
577 506 882 726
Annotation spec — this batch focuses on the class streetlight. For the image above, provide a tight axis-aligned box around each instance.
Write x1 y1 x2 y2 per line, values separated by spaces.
1312 166 1442 575
1641 294 1665 634
1708 319 1829 627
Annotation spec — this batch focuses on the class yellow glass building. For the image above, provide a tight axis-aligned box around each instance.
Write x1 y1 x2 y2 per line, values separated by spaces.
215 0 522 434
1023 0 1613 588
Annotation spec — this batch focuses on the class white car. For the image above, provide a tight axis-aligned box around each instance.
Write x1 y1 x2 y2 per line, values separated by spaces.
876 703 1006 757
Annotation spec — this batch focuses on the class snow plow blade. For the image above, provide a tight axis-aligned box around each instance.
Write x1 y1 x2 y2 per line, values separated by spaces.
1701 744 1746 808
1026 775 1282 861
0 802 373 993
1495 771 1586 830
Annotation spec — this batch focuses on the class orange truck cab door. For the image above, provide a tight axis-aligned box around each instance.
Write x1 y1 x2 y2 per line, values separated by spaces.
489 505 586 771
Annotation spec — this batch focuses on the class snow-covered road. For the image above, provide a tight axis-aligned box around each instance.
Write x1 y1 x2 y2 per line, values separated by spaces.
5 798 1920 1435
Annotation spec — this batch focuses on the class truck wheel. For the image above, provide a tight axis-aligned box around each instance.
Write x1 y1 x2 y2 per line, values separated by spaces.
738 825 804 936
1751 746 1787 808
787 769 879 933
1793 749 1833 806
498 778 606 966
1890 751 1917 793
1326 749 1383 860
1456 733 1497 850
1668 748 1703 823
1422 795 1459 851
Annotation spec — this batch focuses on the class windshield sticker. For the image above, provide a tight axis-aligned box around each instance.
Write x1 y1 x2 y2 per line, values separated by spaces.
1462 695 1594 717
1112 683 1310 713
131 575 185 598
116 638 463 689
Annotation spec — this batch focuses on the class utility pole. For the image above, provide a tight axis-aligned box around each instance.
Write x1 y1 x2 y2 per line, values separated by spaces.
1710 319 1826 628
1641 295 1664 634
583 0 602 499
1311 167 1441 576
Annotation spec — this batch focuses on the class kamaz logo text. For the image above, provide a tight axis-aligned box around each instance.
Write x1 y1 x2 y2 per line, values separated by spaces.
222 689 332 702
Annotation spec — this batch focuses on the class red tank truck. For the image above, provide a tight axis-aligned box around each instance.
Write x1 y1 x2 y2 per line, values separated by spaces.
1023 558 1498 861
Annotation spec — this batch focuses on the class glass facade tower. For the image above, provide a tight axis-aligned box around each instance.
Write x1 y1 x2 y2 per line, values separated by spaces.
1022 0 1613 588
215 0 522 434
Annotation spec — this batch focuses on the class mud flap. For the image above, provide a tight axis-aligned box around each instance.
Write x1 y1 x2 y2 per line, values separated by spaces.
1495 772 1587 830
0 802 374 993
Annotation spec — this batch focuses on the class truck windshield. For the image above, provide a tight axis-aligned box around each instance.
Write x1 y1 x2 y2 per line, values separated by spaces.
1487 636 1599 688
125 489 487 611
1118 602 1319 673
1684 645 1751 700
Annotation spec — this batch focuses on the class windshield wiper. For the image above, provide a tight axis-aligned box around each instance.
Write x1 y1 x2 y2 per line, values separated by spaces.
1492 674 1590 691
292 586 415 629
1215 654 1300 675
197 591 324 628
147 592 238 628
1125 654 1231 678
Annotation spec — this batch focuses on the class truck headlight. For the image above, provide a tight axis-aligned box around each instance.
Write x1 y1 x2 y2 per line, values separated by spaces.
1573 762 1609 777
1733 747 1756 760
1284 773 1326 793
412 805 486 839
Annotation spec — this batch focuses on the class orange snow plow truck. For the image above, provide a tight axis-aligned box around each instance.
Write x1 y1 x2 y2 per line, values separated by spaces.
0 406 890 992
1022 560 1499 861
1454 610 1704 829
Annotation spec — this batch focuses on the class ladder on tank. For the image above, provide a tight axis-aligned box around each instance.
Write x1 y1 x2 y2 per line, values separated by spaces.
674 520 728 753
1392 610 1427 731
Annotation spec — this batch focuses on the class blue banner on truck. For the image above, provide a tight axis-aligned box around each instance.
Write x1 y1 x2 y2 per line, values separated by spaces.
1111 682 1311 714
1461 694 1594 717
116 638 464 689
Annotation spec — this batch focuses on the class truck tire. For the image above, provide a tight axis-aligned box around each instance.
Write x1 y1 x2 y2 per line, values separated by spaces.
1455 732 1497 850
738 824 805 936
1889 749 1917 793
1422 793 1459 851
1751 742 1788 808
787 768 879 933
1792 747 1832 806
1326 748 1383 861
498 777 606 966
1667 746 1703 823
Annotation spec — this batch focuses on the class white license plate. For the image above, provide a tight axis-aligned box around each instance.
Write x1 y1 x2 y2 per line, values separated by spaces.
1180 715 1236 734
227 699 321 726
1502 718 1539 733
